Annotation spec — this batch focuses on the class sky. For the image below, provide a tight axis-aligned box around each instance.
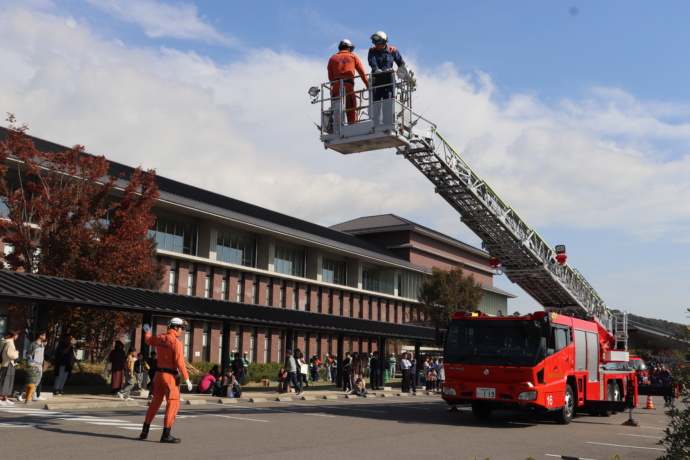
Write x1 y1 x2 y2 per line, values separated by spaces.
1 0 689 324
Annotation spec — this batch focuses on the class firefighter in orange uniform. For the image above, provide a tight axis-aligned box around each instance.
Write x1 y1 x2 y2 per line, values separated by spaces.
327 39 369 125
138 318 192 443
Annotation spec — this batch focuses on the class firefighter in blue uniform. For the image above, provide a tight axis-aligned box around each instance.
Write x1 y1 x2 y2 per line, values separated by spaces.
367 31 405 102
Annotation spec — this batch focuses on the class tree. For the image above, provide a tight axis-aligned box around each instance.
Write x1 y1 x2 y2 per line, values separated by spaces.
0 115 164 360
417 266 484 329
658 308 690 459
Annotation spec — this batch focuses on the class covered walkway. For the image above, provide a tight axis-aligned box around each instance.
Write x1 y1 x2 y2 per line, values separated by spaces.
0 269 436 380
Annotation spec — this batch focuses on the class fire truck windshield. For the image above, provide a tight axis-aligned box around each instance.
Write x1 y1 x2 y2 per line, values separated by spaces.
444 319 544 367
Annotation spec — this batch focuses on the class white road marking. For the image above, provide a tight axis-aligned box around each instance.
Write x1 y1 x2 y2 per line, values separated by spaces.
212 404 336 418
87 422 136 426
276 401 388 413
617 432 663 439
208 414 269 423
120 426 162 430
587 442 664 451
0 422 50 428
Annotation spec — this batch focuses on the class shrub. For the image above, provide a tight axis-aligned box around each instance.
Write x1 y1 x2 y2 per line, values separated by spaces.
658 366 690 459
247 362 283 382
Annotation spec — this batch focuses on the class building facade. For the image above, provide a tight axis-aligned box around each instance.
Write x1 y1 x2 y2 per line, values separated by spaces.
0 128 515 364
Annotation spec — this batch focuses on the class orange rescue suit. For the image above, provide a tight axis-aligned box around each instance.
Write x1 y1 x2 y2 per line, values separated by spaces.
142 328 189 428
327 50 369 124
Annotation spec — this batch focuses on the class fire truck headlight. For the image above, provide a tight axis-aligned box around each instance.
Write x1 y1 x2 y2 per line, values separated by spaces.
442 386 457 396
518 390 538 401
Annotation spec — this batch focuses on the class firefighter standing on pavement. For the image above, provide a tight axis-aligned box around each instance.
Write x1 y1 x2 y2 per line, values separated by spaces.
327 39 369 125
138 318 192 443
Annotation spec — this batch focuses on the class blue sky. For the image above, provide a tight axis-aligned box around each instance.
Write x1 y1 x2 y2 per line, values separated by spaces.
1 0 689 324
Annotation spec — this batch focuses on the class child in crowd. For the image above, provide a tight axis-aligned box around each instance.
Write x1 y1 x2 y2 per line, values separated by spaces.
426 368 437 391
24 359 39 404
351 372 367 397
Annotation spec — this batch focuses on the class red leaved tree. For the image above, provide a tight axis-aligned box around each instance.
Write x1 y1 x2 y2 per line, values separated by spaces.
0 115 164 360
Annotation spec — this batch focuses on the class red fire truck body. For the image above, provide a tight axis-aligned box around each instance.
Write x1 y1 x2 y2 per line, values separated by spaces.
442 310 637 423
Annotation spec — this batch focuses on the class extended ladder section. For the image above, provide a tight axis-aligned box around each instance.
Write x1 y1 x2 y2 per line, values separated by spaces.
310 71 619 337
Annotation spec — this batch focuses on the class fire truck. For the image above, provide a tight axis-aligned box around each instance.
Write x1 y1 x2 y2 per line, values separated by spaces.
309 62 638 424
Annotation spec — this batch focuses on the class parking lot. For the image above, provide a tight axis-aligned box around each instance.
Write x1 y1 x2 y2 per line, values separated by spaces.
0 393 671 459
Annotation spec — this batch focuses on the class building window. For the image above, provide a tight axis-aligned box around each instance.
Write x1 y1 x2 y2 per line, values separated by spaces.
202 322 209 362
264 336 269 363
216 231 255 267
168 259 178 293
204 274 211 298
237 272 244 302
399 270 424 299
250 331 255 362
266 279 272 306
291 287 297 310
362 267 395 295
277 332 283 360
187 271 195 296
251 276 257 304
149 217 198 255
274 245 305 277
279 281 285 308
322 257 346 285
221 274 227 301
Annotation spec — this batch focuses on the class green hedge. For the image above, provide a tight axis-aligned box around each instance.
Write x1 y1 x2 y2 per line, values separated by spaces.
247 362 283 382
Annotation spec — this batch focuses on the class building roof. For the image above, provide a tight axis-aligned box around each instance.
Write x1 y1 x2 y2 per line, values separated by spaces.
331 214 489 258
0 269 436 340
0 127 432 273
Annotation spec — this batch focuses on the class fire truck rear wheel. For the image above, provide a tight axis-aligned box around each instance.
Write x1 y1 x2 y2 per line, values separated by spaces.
554 385 574 424
471 401 492 420
601 381 621 417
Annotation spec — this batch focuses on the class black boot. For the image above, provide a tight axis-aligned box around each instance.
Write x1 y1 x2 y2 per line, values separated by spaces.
160 427 181 443
138 423 150 440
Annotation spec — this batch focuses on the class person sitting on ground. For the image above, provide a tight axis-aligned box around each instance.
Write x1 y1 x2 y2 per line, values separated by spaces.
196 365 220 394
217 368 236 397
277 367 287 393
351 374 367 398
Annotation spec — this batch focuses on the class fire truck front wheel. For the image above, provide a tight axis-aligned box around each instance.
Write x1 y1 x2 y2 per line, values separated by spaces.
553 385 574 425
471 401 493 420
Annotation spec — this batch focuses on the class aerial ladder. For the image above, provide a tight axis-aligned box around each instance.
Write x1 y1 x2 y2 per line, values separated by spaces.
309 68 627 349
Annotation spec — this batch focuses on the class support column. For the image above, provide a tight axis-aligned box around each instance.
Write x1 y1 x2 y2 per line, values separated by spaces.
140 312 152 358
285 328 295 356
337 333 344 388
221 321 231 371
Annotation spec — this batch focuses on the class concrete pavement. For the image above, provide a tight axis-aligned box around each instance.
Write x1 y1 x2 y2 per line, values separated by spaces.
15 385 440 411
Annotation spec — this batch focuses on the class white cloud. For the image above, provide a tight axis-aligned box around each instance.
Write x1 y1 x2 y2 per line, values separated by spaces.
83 0 236 46
1 6 689 322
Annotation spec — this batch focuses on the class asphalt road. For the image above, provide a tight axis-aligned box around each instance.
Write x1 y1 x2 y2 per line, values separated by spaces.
0 394 671 460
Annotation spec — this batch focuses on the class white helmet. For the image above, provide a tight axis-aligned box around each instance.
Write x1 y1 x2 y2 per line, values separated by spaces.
338 39 355 51
168 317 188 330
371 31 388 44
